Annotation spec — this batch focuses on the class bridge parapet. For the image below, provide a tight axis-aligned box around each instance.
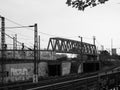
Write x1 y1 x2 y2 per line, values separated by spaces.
0 49 66 60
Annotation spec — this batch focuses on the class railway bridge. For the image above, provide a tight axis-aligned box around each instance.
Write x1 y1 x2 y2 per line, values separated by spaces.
0 37 120 90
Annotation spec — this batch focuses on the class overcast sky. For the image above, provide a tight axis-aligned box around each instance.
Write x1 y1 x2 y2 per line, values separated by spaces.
0 0 120 53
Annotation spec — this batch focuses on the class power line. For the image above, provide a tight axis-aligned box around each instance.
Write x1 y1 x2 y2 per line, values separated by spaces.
0 14 75 38
96 40 102 46
0 9 55 37
0 16 34 49
0 27 34 46
0 12 98 49
5 18 28 28
1 13 93 40
0 9 27 28
4 16 58 37
0 26 33 29
4 30 33 39
0 30 32 49
83 36 93 40
38 31 57 37
1 15 35 32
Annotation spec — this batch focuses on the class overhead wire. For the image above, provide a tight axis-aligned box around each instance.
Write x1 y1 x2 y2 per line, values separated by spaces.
6 29 33 39
1 11 93 41
0 16 58 49
0 11 98 50
0 29 32 49
96 40 103 46
0 13 34 40
0 12 34 49
95 39 105 51
4 15 59 37
0 26 33 29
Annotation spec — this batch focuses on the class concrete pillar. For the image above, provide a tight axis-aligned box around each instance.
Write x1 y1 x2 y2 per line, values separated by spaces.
115 87 119 90
106 86 109 90
118 86 120 90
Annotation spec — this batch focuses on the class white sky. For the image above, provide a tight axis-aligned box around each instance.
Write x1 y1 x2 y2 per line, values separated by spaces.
0 0 120 53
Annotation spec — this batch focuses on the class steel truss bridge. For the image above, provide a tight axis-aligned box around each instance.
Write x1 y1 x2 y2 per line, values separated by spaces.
47 37 97 55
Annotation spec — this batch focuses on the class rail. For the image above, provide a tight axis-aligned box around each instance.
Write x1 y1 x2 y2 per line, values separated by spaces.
1 66 120 90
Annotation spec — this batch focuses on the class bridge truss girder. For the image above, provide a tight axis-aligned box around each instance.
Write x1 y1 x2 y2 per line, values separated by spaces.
47 37 97 56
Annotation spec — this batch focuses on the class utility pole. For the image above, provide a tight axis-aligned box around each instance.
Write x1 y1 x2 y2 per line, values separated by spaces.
111 38 113 55
13 36 15 58
15 34 17 49
78 36 83 61
33 23 38 83
93 36 96 60
93 36 96 55
93 36 96 46
0 16 6 84
38 35 40 60
13 34 17 58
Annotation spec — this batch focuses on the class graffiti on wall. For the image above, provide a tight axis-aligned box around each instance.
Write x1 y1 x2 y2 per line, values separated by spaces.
11 68 28 76
10 68 29 81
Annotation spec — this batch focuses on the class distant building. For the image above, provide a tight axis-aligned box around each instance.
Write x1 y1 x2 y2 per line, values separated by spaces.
112 48 117 55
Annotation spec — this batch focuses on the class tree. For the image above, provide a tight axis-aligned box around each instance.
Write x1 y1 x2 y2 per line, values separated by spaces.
66 0 109 11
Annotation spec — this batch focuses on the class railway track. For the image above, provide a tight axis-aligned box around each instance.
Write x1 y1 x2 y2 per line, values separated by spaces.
26 66 120 90
0 66 120 90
